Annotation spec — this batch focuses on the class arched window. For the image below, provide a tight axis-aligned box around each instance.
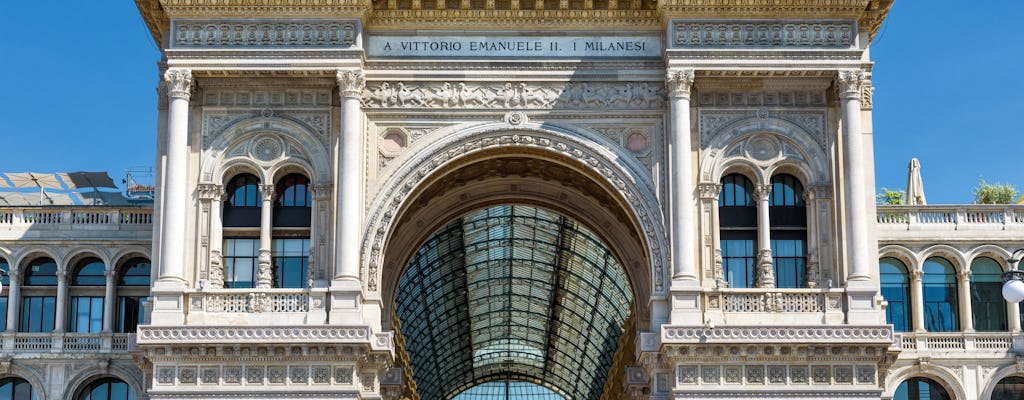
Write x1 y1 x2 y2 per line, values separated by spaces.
992 376 1024 400
223 173 261 227
923 257 959 332
769 174 807 288
117 258 151 333
719 174 756 288
0 377 37 400
881 257 912 332
0 257 8 330
275 173 311 208
70 258 105 333
893 377 951 400
21 258 57 332
76 377 135 400
1 257 9 286
971 257 1007 332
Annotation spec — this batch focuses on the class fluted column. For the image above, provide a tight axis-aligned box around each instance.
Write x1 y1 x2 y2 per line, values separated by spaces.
837 70 871 282
667 69 697 283
958 270 973 332
54 270 68 332
257 184 275 289
102 269 116 332
754 184 774 288
335 69 365 281
911 269 925 332
6 269 20 332
157 69 193 285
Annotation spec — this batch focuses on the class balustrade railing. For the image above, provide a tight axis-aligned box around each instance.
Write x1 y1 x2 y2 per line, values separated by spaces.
894 332 1015 353
0 333 136 353
705 288 843 313
876 205 1024 230
0 207 152 230
188 289 326 314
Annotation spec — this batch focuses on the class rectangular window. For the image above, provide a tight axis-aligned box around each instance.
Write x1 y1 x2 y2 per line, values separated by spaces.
224 238 259 288
69 296 104 333
721 238 756 288
273 238 310 288
972 282 1007 332
770 238 806 288
881 284 910 332
924 283 959 332
0 297 6 330
117 296 147 333
20 296 56 332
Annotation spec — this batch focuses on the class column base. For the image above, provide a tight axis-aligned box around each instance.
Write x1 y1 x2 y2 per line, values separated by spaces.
329 278 364 325
669 278 702 325
845 279 882 325
149 279 188 326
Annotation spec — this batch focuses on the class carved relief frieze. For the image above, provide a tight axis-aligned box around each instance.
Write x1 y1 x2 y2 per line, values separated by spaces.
361 81 666 110
203 88 332 107
171 20 358 48
697 90 827 108
671 20 857 48
698 109 827 152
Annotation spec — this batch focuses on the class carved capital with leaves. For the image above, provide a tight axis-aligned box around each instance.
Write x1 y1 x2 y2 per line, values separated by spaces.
336 69 366 99
836 69 866 100
666 69 695 100
163 69 194 101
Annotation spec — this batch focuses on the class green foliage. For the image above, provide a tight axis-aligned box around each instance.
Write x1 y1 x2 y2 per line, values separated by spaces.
973 178 1018 204
876 187 905 205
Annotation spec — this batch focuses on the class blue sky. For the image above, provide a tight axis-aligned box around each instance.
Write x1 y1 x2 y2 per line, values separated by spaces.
0 2 1021 204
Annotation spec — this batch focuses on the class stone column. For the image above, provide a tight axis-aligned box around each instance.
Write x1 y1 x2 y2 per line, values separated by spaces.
837 70 871 282
697 183 722 285
754 184 774 288
257 184 275 289
1009 301 1022 333
6 269 20 332
667 69 697 283
198 184 225 289
335 69 365 282
802 189 819 288
911 269 925 332
310 184 333 286
156 69 193 286
958 270 973 332
54 270 68 332
103 269 116 332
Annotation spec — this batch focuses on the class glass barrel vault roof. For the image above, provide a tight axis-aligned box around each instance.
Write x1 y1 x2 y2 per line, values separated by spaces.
395 205 634 400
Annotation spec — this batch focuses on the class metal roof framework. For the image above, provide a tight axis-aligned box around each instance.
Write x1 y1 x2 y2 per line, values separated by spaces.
396 205 633 400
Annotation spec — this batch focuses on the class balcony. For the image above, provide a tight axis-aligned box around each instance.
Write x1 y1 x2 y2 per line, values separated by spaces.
0 206 152 241
0 332 137 354
703 288 846 325
876 204 1024 242
892 332 1022 358
184 288 329 325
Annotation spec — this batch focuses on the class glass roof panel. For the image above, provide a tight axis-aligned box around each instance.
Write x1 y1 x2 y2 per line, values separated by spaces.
396 205 633 400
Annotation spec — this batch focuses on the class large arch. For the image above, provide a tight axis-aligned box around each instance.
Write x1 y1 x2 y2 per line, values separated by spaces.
883 364 966 400
700 117 830 186
200 116 332 184
364 119 667 325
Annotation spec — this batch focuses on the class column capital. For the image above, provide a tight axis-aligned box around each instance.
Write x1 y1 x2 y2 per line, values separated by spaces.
310 184 333 201
835 69 866 100
753 184 773 202
163 69 194 101
6 268 19 280
666 69 695 99
197 183 224 201
104 269 117 281
336 69 365 99
259 184 276 202
697 183 722 200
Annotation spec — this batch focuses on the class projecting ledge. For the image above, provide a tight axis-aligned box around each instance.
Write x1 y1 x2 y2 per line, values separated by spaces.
659 325 895 346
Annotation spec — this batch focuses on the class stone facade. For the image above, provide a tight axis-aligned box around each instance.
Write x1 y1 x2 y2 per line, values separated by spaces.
4 0 1023 399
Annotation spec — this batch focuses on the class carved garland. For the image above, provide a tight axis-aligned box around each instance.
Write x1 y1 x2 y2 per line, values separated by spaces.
360 81 666 109
362 124 668 294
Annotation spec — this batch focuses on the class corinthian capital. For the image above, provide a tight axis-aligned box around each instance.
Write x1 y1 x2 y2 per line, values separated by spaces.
753 184 773 202
836 69 866 100
163 69 194 100
666 69 695 99
336 69 365 98
259 184 276 202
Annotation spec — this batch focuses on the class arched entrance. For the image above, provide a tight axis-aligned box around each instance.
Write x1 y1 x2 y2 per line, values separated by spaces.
375 134 655 398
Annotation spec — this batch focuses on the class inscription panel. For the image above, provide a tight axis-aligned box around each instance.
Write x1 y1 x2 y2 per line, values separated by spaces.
367 35 662 58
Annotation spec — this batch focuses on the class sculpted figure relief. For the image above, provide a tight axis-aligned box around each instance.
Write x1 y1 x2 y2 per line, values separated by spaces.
361 81 664 109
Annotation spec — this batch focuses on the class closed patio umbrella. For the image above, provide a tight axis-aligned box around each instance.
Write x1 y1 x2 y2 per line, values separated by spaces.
907 158 926 205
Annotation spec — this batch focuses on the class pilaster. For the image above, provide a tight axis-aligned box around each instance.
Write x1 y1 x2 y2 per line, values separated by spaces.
666 68 701 325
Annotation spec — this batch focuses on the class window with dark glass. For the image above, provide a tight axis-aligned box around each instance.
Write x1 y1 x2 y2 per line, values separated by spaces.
76 377 135 400
70 258 106 333
272 238 309 288
769 174 807 288
20 296 56 332
273 174 312 227
992 376 1024 400
224 173 261 227
0 297 7 330
719 174 757 288
23 258 58 286
0 377 37 400
880 258 912 332
224 238 259 288
117 296 147 333
118 258 151 286
69 297 103 333
116 258 150 333
0 257 9 286
72 258 106 286
893 377 951 400
971 257 1007 332
923 257 959 332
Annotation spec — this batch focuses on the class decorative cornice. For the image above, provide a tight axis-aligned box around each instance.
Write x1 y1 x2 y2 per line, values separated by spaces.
671 20 857 49
666 69 695 99
163 69 194 101
170 20 358 49
658 0 893 40
367 9 661 31
661 325 894 344
137 326 372 344
337 69 365 99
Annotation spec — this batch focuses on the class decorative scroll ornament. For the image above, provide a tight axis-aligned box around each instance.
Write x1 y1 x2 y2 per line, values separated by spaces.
360 81 665 109
753 184 772 203
836 69 866 100
666 69 695 99
164 69 194 100
860 80 875 110
209 250 224 289
196 184 224 201
337 69 365 98
757 249 775 288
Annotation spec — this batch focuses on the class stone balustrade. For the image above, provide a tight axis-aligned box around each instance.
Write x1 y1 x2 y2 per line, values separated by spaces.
702 288 846 325
0 206 153 240
184 288 329 325
876 205 1024 241
893 332 1021 356
0 332 137 354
